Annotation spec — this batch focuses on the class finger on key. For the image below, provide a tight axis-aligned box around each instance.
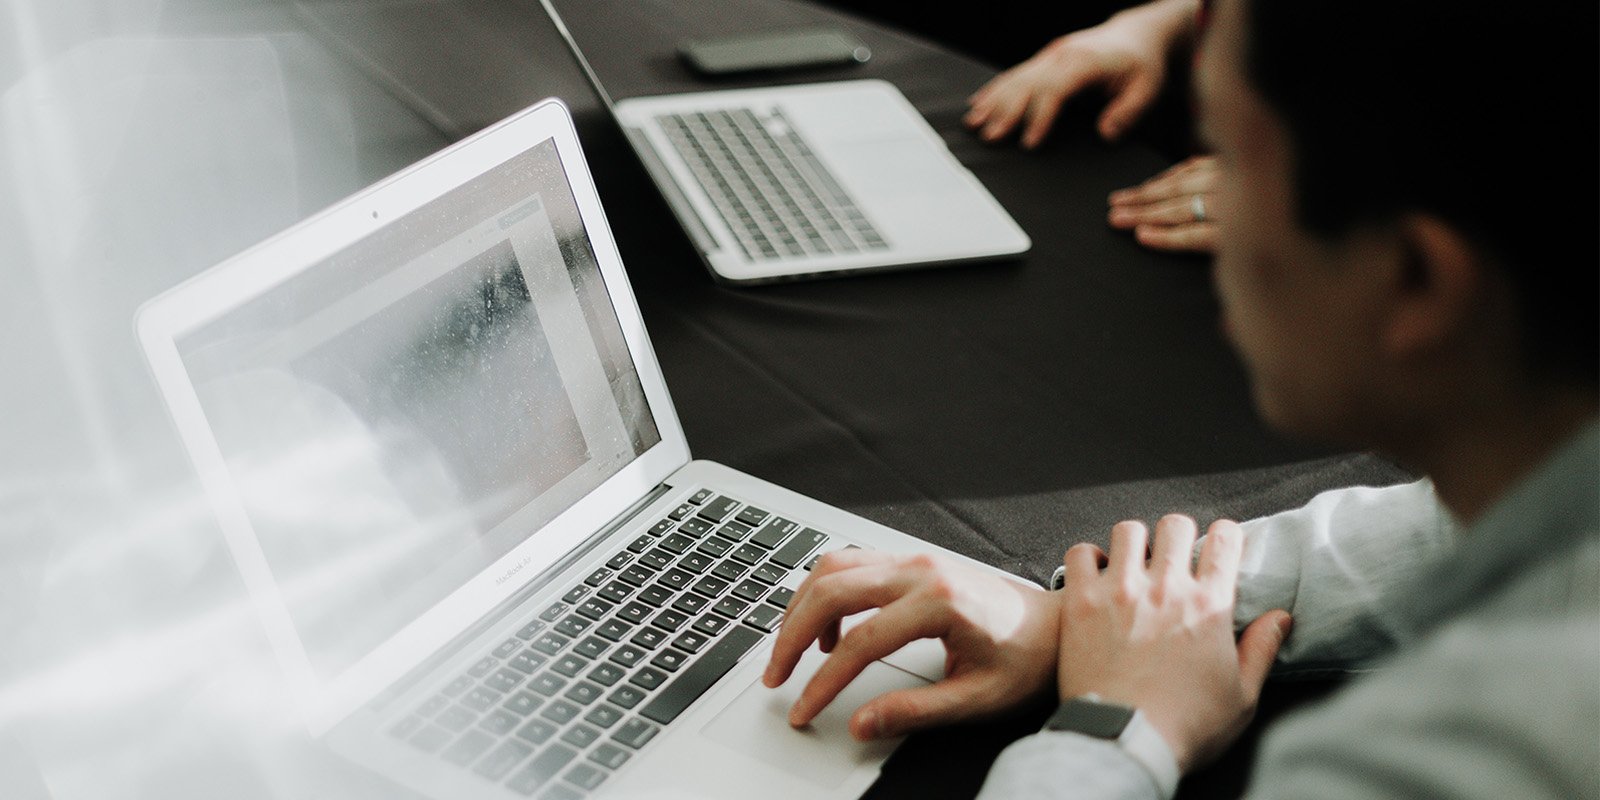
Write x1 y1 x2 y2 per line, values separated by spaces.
781 548 887 639
765 561 909 688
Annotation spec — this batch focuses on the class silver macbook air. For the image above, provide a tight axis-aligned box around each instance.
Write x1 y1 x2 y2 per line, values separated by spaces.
138 99 1021 799
535 0 1032 284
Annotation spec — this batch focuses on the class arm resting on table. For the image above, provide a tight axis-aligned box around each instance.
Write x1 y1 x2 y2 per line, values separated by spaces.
1231 479 1457 675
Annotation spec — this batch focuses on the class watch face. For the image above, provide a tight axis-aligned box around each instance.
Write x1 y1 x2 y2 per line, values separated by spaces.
1045 697 1137 739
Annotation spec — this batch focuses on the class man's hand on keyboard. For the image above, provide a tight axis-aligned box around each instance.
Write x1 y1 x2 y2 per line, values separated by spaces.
762 549 1058 740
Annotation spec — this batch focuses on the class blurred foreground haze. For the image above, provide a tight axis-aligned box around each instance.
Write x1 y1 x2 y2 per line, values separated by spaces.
2 1 453 796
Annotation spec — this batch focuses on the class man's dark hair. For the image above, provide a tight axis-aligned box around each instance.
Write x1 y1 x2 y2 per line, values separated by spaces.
1244 0 1598 386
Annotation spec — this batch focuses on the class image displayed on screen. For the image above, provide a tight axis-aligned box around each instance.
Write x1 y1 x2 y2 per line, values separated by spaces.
177 138 660 680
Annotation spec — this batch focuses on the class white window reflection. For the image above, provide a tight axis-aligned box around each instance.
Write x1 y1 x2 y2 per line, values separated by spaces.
0 1 523 797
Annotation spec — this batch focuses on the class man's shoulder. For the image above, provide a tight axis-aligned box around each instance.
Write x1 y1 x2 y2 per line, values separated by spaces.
1252 538 1600 798
1365 532 1598 717
1469 528 1600 626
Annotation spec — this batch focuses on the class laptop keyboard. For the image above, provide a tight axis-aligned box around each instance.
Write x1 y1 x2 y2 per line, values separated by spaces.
656 108 889 263
387 488 832 797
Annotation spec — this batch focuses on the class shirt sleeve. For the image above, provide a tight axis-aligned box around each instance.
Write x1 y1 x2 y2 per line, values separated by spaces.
1228 479 1458 673
978 725 1176 800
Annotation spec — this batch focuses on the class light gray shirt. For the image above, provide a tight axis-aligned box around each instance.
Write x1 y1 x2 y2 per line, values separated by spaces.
978 421 1600 799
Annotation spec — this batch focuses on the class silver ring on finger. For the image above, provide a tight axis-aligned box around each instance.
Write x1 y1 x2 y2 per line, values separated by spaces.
1191 194 1208 223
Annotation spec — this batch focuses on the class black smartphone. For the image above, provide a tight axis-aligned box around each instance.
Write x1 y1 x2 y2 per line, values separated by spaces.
678 28 871 76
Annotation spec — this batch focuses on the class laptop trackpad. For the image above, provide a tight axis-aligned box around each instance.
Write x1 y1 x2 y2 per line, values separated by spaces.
701 647 925 789
830 139 967 197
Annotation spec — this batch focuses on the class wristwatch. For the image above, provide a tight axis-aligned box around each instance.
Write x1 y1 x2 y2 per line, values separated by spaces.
1042 694 1180 798
1044 694 1137 738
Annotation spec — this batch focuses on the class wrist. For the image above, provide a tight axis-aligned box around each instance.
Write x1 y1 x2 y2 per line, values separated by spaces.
1112 0 1201 50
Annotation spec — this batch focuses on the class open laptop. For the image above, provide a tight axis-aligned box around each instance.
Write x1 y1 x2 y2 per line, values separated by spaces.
138 99 1023 799
532 0 1032 284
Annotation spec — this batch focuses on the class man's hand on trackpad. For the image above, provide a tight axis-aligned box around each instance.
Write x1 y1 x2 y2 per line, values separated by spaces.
761 549 1059 740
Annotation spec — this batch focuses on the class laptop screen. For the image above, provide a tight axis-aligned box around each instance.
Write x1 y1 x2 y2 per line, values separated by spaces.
175 137 660 680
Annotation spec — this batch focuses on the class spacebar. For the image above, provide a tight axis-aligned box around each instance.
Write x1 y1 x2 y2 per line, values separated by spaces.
639 626 763 725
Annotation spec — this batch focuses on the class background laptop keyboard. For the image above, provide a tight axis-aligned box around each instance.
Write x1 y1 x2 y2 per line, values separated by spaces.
386 489 832 798
655 108 888 263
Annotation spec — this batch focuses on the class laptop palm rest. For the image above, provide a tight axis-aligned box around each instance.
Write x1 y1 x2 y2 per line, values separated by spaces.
700 646 923 789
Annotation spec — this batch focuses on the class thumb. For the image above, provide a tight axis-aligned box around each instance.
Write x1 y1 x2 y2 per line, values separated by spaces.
1098 71 1161 141
848 674 995 741
1236 610 1292 692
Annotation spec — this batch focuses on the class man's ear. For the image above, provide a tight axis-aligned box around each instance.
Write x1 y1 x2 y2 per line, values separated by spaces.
1382 215 1485 361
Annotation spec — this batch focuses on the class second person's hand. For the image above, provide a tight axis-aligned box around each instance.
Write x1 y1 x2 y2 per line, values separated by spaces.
964 0 1200 148
1108 155 1220 253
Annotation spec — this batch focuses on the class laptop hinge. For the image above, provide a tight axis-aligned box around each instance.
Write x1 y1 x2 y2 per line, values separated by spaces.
371 481 678 709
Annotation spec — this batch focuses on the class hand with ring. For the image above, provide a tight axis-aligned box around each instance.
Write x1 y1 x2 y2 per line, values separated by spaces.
1107 155 1220 254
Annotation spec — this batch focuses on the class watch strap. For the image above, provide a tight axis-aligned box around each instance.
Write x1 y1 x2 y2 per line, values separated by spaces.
1042 695 1180 799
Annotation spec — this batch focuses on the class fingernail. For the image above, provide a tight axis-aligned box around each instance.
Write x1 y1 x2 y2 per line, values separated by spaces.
1277 615 1294 637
